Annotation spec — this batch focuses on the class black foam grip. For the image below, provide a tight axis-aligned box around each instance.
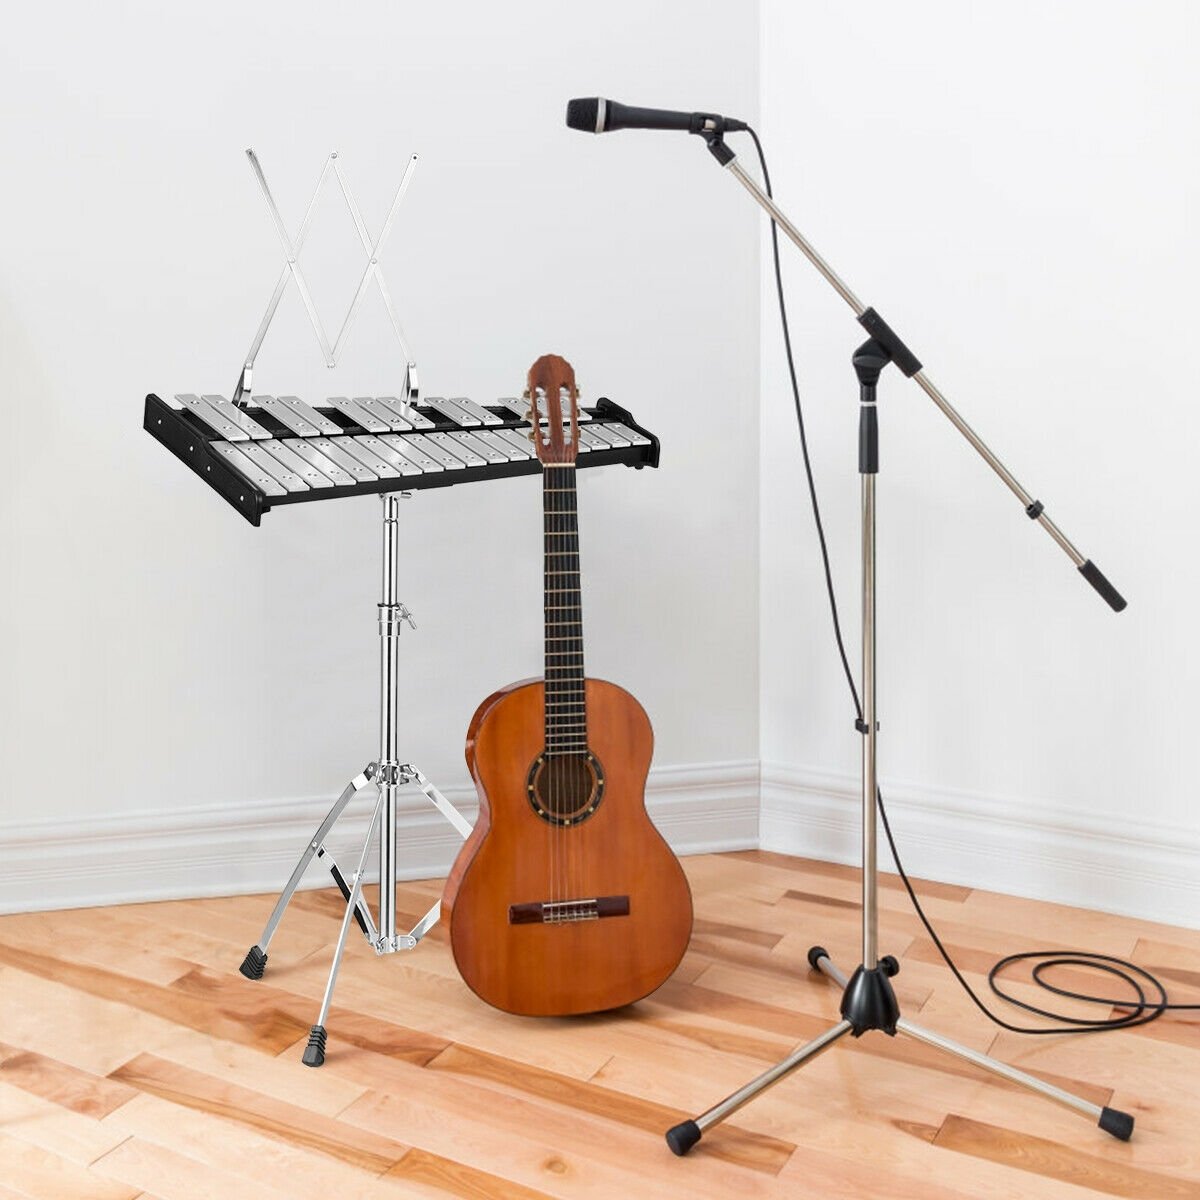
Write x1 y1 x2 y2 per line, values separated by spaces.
1099 1106 1134 1141
856 308 923 377
1079 560 1127 612
665 1120 702 1156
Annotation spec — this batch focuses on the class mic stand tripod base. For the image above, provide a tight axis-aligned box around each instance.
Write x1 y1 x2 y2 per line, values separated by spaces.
665 337 1134 1156
665 949 1134 1155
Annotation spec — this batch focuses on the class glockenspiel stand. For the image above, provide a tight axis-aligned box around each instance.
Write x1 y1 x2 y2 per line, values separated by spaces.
239 491 472 1066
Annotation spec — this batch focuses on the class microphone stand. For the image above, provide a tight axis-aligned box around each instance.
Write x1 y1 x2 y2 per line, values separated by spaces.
665 129 1133 1156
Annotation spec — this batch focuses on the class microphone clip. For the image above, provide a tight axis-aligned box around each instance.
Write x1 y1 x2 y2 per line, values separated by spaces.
698 126 737 167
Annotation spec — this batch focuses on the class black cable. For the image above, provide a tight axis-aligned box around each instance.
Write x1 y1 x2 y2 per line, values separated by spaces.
744 125 1199 1034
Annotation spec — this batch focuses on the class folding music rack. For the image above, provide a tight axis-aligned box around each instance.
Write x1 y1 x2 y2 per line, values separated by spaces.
145 150 661 1066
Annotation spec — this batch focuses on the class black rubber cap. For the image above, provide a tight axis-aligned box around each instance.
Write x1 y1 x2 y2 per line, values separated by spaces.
239 945 267 980
302 1025 327 1068
880 955 900 978
1079 560 1127 613
665 1120 702 1156
807 946 829 971
1099 1106 1134 1141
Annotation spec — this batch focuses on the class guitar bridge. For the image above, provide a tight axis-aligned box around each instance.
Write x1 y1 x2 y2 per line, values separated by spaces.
508 895 630 925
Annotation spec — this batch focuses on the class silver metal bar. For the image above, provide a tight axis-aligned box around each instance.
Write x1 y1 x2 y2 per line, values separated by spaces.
587 423 630 448
209 443 287 496
447 430 506 464
343 438 401 478
200 394 273 440
177 394 250 442
357 434 423 476
602 421 651 447
274 396 343 437
498 397 531 420
367 396 410 429
354 396 412 432
255 395 322 438
329 397 389 433
315 786 384 1028
423 396 481 428
281 438 357 486
862 473 877 966
577 428 611 453
469 429 525 462
725 153 1090 569
405 432 467 470
255 769 374 953
448 396 503 426
307 437 378 483
379 433 443 474
246 149 336 366
258 441 335 488
238 443 310 493
378 396 433 430
693 1021 855 1133
491 427 537 459
428 431 483 467
895 1018 1103 1121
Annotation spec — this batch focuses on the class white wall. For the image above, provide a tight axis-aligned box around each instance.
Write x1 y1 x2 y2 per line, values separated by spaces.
0 1 761 907
758 0 1199 925
5 1 1195 928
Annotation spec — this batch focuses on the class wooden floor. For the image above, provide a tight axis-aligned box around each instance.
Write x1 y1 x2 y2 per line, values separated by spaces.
0 852 1198 1199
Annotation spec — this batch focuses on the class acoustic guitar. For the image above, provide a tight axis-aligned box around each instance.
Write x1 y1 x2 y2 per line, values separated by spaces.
443 354 693 1016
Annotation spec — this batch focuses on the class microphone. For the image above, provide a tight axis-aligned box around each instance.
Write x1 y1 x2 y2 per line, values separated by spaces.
566 97 747 137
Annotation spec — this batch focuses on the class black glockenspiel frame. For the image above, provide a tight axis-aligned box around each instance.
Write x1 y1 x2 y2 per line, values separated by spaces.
143 394 660 526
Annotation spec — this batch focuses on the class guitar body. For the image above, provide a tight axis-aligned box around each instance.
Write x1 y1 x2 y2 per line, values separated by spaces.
443 676 693 1016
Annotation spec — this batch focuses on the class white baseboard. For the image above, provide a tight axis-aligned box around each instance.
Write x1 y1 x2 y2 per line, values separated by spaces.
761 761 1200 930
0 760 760 915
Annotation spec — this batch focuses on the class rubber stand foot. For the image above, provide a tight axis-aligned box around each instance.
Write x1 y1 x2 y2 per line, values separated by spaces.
301 1025 327 1068
239 945 267 980
807 945 829 971
1099 1106 1134 1141
665 1119 702 1156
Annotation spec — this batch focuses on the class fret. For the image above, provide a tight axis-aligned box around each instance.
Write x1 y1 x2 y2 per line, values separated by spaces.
543 462 585 749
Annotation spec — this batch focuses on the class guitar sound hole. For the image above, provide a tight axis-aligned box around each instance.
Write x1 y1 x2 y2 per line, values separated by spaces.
527 751 605 827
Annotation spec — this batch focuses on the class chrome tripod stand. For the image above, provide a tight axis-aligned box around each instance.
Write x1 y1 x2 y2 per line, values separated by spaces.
664 128 1133 1153
239 492 471 1066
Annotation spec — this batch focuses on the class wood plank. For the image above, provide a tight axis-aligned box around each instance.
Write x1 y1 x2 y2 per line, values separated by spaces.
103 1092 396 1200
930 1112 1200 1198
90 1137 296 1200
1 851 1195 1198
108 1053 409 1174
427 1041 794 1174
0 1042 138 1118
0 1134 138 1200
380 1146 558 1199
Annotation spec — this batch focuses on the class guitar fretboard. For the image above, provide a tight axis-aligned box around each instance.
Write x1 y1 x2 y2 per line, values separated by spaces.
543 465 586 755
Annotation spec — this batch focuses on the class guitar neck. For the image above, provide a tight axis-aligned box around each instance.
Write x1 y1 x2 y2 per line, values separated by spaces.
543 464 586 755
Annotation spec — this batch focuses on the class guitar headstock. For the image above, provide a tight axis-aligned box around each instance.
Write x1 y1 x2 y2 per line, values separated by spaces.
526 354 579 466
